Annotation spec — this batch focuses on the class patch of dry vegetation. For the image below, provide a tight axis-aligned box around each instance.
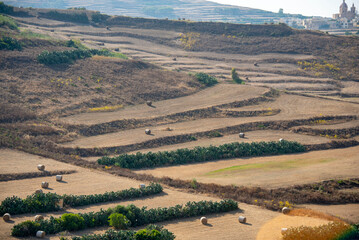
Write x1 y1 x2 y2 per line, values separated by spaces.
0 45 201 117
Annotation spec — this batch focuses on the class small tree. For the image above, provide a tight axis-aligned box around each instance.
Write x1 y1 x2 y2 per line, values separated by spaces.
108 213 130 230
61 213 85 231
231 68 243 84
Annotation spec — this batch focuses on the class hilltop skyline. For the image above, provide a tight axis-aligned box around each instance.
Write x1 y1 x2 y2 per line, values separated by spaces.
210 0 358 17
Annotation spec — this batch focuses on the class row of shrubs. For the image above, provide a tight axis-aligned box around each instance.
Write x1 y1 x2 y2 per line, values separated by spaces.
98 140 306 169
68 225 175 240
0 36 22 50
37 48 127 65
12 199 238 237
41 11 89 24
0 183 163 215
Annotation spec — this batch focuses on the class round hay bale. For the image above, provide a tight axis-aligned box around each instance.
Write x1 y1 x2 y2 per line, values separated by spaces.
34 215 44 221
37 164 45 171
3 213 11 222
279 138 284 142
281 228 288 235
254 62 258 67
200 216 208 225
238 216 247 223
146 100 152 106
114 48 119 52
239 133 245 138
282 207 290 214
35 189 43 194
173 57 177 61
36 230 46 238
56 175 63 181
145 129 151 135
41 182 49 189
139 184 146 189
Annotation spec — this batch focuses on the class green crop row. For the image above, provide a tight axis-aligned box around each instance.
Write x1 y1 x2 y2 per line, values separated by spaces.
98 140 306 169
0 183 163 215
67 225 175 240
12 199 238 237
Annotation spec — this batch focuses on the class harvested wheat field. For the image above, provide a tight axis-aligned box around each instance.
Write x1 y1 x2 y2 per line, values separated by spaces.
0 149 141 200
256 209 344 240
60 84 267 125
137 146 359 188
83 130 332 162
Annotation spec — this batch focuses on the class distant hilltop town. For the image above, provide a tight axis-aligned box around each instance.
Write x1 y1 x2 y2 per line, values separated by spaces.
301 0 358 32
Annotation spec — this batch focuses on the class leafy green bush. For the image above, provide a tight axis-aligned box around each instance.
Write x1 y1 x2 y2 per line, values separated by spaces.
194 72 218 86
231 68 244 84
0 14 17 29
0 36 22 50
98 141 306 169
12 200 238 237
135 229 161 240
108 213 130 230
11 220 40 237
61 213 85 231
37 49 92 64
70 225 175 240
1 183 163 215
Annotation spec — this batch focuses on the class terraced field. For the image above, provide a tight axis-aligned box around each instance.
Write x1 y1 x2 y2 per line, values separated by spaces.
14 15 357 101
136 146 359 188
1 8 359 240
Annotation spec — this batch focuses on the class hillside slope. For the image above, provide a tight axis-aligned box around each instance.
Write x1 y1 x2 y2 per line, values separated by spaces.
3 0 304 23
0 25 202 117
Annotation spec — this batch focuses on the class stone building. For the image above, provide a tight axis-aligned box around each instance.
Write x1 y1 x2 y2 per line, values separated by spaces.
333 0 357 21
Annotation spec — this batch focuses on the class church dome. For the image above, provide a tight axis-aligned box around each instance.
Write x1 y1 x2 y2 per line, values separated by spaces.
340 0 348 13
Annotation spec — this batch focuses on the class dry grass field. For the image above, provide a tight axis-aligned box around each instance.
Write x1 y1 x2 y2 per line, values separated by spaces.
1 5 358 240
136 146 359 188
